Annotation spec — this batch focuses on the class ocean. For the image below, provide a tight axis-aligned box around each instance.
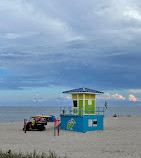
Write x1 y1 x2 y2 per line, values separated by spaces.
0 106 141 123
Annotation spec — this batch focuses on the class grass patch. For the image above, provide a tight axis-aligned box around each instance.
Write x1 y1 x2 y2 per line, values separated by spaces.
0 150 67 158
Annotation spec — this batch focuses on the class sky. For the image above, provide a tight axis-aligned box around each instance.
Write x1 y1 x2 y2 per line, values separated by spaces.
0 0 141 107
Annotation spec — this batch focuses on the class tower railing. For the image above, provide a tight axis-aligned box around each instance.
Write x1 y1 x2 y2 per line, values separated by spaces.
60 107 105 116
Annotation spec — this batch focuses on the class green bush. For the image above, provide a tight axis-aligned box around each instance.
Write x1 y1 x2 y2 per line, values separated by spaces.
0 150 67 158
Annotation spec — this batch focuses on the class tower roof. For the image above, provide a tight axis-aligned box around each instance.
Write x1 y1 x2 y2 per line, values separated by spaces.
63 88 104 94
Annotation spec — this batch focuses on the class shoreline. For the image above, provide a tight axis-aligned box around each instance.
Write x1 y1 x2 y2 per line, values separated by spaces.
1 106 141 123
0 115 140 123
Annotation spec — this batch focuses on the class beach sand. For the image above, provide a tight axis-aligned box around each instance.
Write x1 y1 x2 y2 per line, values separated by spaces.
0 117 141 158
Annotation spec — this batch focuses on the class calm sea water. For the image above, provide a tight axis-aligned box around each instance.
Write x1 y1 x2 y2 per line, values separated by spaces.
0 106 141 123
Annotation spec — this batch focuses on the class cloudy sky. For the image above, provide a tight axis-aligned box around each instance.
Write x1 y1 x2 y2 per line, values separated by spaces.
0 0 141 106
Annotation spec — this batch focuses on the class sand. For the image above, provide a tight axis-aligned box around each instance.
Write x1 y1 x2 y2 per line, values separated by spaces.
0 117 141 158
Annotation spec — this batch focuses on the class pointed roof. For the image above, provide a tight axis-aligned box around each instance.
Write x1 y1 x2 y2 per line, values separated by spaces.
63 88 104 94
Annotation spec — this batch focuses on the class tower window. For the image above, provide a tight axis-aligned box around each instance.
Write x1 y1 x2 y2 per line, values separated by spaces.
88 100 92 105
73 100 77 107
93 119 97 127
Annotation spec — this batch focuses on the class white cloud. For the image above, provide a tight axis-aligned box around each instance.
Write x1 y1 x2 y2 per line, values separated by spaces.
128 94 141 102
55 95 72 102
98 93 126 101
112 93 126 100
124 8 141 21
3 33 21 39
129 89 141 93
32 94 48 102
2 32 39 39
128 94 137 101
61 95 71 100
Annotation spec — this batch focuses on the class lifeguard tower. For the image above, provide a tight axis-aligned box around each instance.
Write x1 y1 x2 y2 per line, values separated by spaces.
60 88 105 133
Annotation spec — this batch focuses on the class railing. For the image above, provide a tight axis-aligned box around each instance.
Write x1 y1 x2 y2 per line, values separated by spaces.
60 107 105 116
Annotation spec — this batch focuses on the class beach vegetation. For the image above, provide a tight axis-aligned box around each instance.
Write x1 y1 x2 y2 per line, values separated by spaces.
0 150 67 158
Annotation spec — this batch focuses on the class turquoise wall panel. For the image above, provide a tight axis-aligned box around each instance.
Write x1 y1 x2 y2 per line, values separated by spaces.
60 115 104 133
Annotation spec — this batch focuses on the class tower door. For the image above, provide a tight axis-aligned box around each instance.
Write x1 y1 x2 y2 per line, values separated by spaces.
79 100 83 115
85 100 95 114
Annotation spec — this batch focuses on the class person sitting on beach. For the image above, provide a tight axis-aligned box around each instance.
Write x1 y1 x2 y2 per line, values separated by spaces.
113 114 117 117
127 114 131 117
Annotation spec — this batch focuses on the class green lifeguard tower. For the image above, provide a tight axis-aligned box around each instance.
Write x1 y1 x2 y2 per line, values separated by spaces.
60 88 105 132
63 88 104 115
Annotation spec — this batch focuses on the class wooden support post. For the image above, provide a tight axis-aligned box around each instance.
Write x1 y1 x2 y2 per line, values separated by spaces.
58 124 59 136
54 121 56 136
54 120 60 136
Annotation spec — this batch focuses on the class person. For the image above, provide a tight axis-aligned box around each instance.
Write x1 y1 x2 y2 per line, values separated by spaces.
105 100 107 109
32 118 36 126
62 110 65 115
113 114 117 117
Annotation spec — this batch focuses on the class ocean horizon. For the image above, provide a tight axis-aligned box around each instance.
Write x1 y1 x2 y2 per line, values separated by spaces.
0 106 141 123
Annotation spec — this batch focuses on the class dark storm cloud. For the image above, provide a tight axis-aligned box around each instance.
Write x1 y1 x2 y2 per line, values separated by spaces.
0 0 141 92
